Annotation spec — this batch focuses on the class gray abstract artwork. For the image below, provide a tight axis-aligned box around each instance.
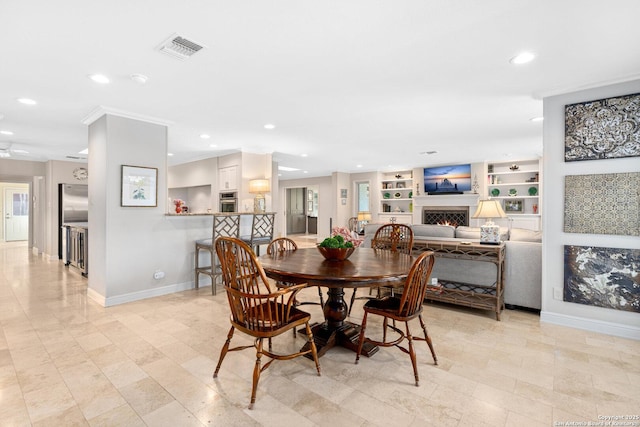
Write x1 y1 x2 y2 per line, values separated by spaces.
564 245 640 313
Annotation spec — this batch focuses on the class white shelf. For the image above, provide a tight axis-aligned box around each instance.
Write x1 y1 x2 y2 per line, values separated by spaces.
380 170 414 216
491 196 539 199
487 159 541 223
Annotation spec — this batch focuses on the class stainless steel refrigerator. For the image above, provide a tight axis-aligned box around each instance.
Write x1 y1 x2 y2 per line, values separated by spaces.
58 183 88 260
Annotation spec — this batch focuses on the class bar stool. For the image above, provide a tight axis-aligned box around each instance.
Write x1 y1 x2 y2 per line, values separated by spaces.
195 213 241 294
241 213 275 255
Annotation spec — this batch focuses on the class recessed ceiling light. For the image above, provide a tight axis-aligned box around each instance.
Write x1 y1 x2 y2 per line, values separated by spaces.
79 148 89 155
356 164 363 168
209 144 217 148
510 51 535 65
530 116 544 122
301 153 308 157
303 171 308 174
89 74 110 84
17 98 37 105
168 153 174 156
0 130 14 135
264 124 276 130
13 149 29 154
278 166 300 172
130 74 148 84
200 134 210 139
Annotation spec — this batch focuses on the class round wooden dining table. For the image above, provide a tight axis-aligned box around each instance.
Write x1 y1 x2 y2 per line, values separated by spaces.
259 247 414 357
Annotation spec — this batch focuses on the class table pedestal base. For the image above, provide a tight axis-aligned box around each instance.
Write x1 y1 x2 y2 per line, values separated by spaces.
302 321 379 358
301 287 378 358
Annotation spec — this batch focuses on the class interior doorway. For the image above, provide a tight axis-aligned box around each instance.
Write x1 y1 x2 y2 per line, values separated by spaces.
286 187 307 235
2 182 29 242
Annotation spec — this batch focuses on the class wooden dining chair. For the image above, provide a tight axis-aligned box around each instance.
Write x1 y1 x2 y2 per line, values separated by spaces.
348 223 414 315
355 250 437 386
213 236 321 409
267 237 324 336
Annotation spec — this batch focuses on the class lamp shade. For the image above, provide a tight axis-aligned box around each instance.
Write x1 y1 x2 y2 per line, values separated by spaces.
472 200 506 219
249 179 270 194
357 211 372 221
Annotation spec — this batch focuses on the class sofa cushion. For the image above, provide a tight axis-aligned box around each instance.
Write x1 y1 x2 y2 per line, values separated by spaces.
411 224 456 238
509 228 542 242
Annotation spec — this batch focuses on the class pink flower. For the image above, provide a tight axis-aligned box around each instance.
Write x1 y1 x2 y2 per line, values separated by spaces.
331 226 363 247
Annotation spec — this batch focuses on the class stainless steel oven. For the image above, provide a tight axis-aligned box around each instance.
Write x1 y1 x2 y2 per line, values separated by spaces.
219 192 237 213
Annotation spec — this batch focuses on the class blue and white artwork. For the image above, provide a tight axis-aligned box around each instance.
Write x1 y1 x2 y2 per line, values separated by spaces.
423 164 471 194
564 245 640 313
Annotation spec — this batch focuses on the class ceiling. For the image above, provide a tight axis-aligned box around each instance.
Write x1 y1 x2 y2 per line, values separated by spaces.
1 1 639 180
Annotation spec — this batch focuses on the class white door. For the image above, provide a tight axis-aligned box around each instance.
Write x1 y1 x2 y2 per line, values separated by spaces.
4 188 29 241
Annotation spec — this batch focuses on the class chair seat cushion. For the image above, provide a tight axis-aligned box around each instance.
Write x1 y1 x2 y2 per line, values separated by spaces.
363 296 400 312
239 302 310 333
196 238 213 246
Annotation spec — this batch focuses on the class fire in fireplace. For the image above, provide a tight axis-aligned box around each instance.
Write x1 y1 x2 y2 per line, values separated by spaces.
423 206 469 227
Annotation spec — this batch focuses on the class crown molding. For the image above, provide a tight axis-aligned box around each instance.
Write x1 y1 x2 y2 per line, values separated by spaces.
81 106 174 127
532 73 640 99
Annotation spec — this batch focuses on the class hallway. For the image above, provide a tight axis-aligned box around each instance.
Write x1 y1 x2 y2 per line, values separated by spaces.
1 241 638 426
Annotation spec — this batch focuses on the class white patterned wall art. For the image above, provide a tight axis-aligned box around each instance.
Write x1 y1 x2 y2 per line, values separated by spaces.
565 92 640 161
564 173 640 236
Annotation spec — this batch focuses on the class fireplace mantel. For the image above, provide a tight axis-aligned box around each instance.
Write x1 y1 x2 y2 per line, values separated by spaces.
412 194 480 223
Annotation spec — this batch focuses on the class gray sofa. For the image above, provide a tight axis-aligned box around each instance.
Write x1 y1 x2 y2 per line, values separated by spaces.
362 223 541 310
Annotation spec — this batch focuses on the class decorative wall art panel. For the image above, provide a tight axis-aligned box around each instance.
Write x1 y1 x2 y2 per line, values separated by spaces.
564 245 640 313
565 92 640 161
564 173 640 236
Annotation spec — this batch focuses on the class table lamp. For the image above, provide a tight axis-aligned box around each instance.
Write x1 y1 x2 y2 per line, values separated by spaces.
357 211 371 234
471 199 506 245
249 179 270 213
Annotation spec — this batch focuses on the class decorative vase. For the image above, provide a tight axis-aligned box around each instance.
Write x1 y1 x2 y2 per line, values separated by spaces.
175 205 182 214
317 246 355 261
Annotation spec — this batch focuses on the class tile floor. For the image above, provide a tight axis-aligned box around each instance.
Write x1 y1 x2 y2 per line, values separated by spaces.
1 239 639 426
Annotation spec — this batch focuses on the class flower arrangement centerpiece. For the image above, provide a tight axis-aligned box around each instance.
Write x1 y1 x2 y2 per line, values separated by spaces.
173 199 184 214
317 227 362 261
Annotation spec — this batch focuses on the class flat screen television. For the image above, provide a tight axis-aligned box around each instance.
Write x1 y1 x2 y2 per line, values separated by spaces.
423 164 471 194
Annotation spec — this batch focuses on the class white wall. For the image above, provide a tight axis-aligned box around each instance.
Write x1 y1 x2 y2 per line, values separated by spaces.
541 79 640 339
87 114 210 306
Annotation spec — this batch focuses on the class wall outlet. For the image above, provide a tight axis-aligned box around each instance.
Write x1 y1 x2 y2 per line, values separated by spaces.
153 271 165 280
553 288 563 300
430 277 438 286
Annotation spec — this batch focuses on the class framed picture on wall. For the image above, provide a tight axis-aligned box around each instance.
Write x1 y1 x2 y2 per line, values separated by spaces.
121 165 158 207
308 200 313 211
308 189 313 201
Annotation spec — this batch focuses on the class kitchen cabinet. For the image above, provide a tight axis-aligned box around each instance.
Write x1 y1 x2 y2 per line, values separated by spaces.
219 166 238 191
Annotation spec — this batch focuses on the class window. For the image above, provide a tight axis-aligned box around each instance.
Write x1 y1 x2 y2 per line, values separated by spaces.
356 181 370 213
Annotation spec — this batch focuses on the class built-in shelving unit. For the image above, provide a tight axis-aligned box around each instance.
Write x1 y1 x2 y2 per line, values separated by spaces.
379 170 413 224
487 159 541 230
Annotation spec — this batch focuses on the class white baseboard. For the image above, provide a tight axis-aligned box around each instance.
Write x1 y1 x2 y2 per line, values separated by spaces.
87 281 199 307
540 311 640 340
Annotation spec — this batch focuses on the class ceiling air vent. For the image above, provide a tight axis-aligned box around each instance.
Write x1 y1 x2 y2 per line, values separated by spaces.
158 34 205 60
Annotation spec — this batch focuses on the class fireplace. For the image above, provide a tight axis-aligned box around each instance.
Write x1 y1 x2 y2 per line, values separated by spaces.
423 206 469 227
